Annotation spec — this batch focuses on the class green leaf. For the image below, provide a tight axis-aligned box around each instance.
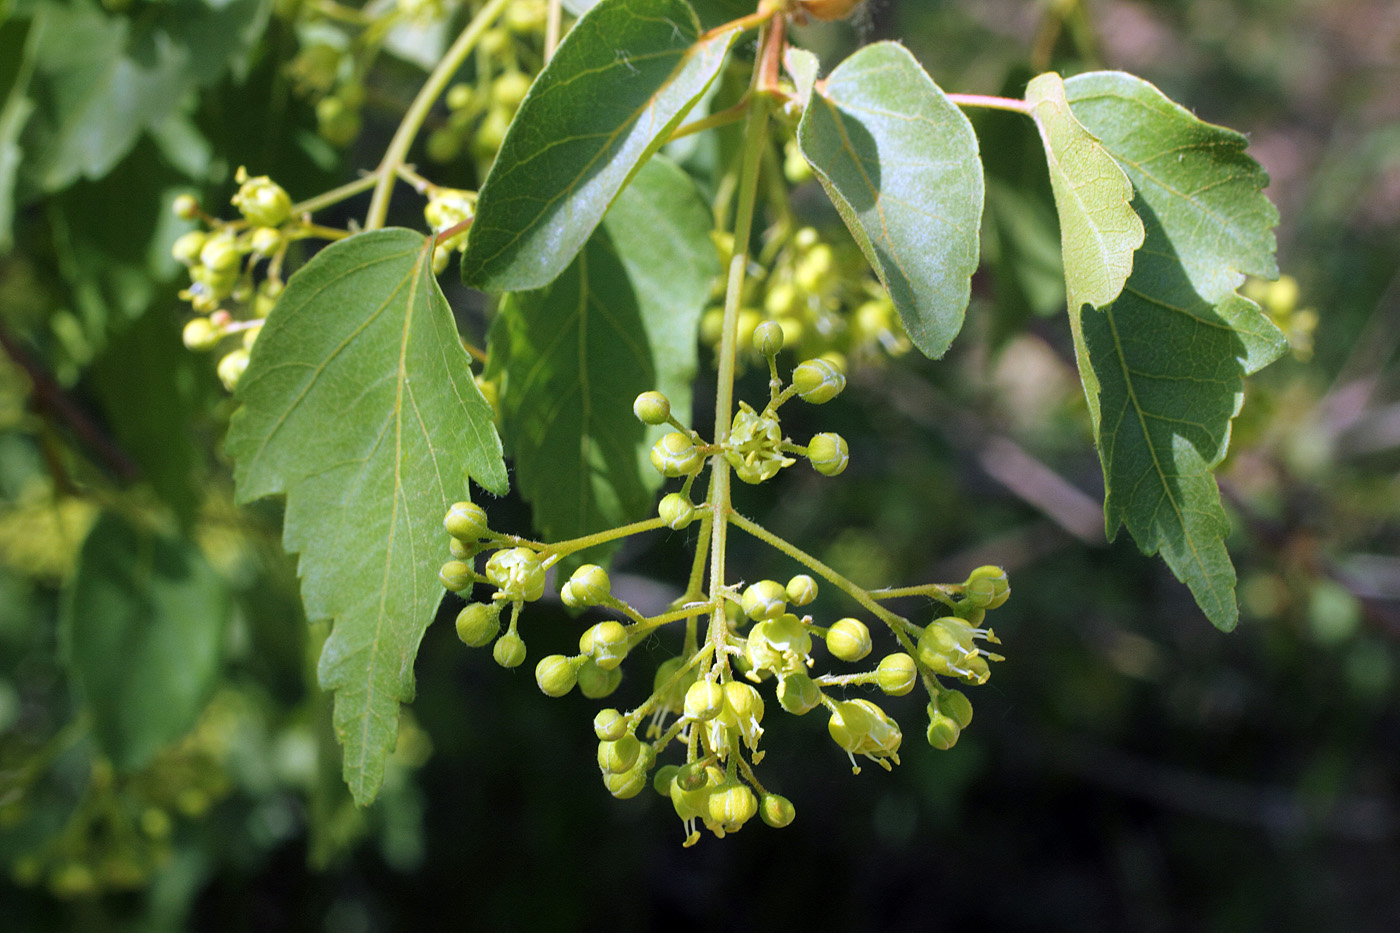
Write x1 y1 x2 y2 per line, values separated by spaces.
488 157 716 556
563 0 755 30
1055 72 1287 631
227 229 507 804
797 41 984 359
461 0 736 293
1025 71 1144 312
1064 71 1279 309
20 0 269 194
61 512 229 772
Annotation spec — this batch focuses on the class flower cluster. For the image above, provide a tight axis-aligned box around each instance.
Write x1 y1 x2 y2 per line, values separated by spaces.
702 226 910 364
171 169 306 390
439 324 1010 845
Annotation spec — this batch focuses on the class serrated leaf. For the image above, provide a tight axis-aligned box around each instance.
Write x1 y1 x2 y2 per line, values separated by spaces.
20 0 269 194
61 512 229 772
461 0 736 293
1064 71 1280 315
227 229 506 804
1026 71 1145 311
1055 72 1287 631
488 157 716 557
797 41 984 359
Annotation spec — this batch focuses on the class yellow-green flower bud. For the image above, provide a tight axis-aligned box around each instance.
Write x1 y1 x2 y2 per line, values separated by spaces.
926 708 960 750
580 620 628 670
604 764 649 799
248 226 282 258
876 652 917 696
316 95 361 146
760 792 796 828
746 614 812 678
182 317 221 351
232 171 294 228
172 194 200 220
785 574 817 606
741 580 787 622
722 680 765 749
455 603 500 647
653 764 680 797
650 432 703 477
577 658 622 698
597 734 641 774
658 493 696 530
826 617 872 662
200 233 242 273
753 320 784 357
683 680 724 721
807 432 849 476
792 358 846 404
445 82 474 111
535 655 577 697
593 708 627 742
653 656 698 713
492 71 531 111
439 559 474 592
938 689 974 729
172 230 207 267
444 501 489 541
633 390 671 425
562 564 610 608
707 782 757 834
493 630 526 668
964 565 1010 609
776 672 821 715
484 547 546 602
217 348 250 391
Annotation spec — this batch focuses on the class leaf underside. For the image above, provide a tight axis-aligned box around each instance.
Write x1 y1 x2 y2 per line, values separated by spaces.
797 41 984 360
488 158 716 562
227 229 506 804
1053 71 1287 631
461 0 735 293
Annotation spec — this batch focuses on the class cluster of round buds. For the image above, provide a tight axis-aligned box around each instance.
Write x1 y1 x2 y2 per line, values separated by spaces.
636 348 851 497
425 2 546 166
173 169 306 389
701 226 910 364
424 188 476 274
441 500 563 670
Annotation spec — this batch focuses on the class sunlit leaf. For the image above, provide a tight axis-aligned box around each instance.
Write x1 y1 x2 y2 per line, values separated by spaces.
61 512 229 772
227 229 506 804
1026 71 1144 312
488 158 716 559
462 0 736 293
797 41 983 359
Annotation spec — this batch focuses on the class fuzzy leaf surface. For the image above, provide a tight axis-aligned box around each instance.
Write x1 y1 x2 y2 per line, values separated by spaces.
797 41 983 359
1060 73 1287 631
563 0 755 29
488 158 715 558
227 229 506 804
61 512 229 772
1026 72 1144 313
462 0 736 293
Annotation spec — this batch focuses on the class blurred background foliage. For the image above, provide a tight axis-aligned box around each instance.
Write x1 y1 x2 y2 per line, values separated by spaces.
1 0 1398 929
